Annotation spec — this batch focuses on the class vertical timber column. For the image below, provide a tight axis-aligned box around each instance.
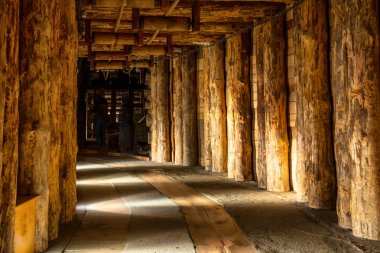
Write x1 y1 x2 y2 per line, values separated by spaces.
182 52 198 166
329 0 352 229
202 48 212 170
151 63 158 161
294 0 336 208
19 0 52 251
172 57 183 164
263 17 290 192
156 58 171 162
59 0 78 223
209 43 227 173
254 25 267 188
348 0 379 240
226 32 253 181
0 0 19 251
48 0 62 239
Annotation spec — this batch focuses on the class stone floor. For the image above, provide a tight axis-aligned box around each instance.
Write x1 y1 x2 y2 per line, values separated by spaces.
47 155 380 253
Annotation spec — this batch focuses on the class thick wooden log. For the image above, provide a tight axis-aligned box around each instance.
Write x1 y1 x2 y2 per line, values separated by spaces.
59 0 78 223
141 16 191 32
94 52 126 61
18 0 52 251
156 58 171 162
202 48 212 170
150 63 158 161
95 61 126 70
0 0 19 251
254 25 266 188
172 57 183 164
226 32 253 181
209 43 227 173
263 17 290 192
92 33 135 45
131 46 166 56
294 0 336 208
182 52 198 166
329 0 352 229
93 0 158 8
48 0 62 240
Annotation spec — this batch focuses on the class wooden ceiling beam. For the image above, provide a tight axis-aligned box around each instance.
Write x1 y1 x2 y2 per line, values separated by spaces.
140 16 190 32
92 32 136 45
131 45 167 56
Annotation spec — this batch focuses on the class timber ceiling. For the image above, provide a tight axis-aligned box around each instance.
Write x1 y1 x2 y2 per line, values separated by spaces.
79 0 293 70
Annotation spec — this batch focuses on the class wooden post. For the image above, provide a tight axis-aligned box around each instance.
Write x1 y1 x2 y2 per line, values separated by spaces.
132 8 140 31
156 58 171 162
262 17 290 192
330 0 380 240
192 2 201 32
329 0 352 229
202 48 212 170
226 32 253 181
294 0 336 208
172 57 183 164
209 43 227 173
0 1 19 251
182 51 198 166
18 1 52 251
254 24 267 189
59 0 78 223
150 62 158 161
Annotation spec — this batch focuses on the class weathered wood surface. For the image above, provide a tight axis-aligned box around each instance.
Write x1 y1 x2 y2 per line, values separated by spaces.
338 0 379 240
209 44 227 173
18 0 52 250
48 0 62 240
294 0 336 208
0 0 19 251
263 17 290 192
156 58 171 162
172 57 183 164
140 16 191 32
329 0 352 229
254 25 266 188
150 63 158 161
202 48 212 170
196 53 205 166
182 52 198 166
226 32 253 181
59 0 78 223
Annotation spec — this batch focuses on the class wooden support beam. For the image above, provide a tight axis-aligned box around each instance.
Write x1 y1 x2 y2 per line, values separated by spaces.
294 0 336 208
132 8 140 31
131 45 166 56
192 2 201 32
140 16 191 32
95 61 126 70
151 62 158 161
0 1 19 252
92 33 135 45
85 19 91 43
166 34 173 56
94 52 126 61
137 30 144 46
226 32 253 181
172 57 183 164
161 0 170 9
94 0 158 8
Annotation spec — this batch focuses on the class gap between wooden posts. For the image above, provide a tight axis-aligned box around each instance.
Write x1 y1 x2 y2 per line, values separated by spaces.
138 171 258 253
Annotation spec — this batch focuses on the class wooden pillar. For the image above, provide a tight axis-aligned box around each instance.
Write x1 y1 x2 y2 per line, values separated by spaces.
181 52 198 166
172 57 183 164
209 43 227 173
48 0 62 240
263 17 290 192
150 63 158 161
330 0 380 240
254 25 267 188
294 0 336 208
202 48 212 170
59 0 78 223
18 1 52 251
226 32 253 181
156 58 171 162
0 1 19 251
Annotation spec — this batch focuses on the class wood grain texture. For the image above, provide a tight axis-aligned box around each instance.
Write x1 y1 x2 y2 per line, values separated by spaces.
172 57 183 164
0 0 19 251
150 63 158 161
226 32 253 181
182 52 198 166
18 1 52 250
209 44 227 173
294 0 336 208
263 17 290 192
202 48 212 170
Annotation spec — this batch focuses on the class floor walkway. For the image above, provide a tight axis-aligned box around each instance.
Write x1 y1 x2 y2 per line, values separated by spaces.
47 155 380 253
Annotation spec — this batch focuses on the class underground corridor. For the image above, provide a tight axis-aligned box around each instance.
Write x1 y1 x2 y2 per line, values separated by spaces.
1 0 380 252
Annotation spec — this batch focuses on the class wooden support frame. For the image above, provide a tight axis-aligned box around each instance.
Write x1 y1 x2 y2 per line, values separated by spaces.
192 2 201 32
161 0 169 10
137 30 144 46
166 34 173 56
132 8 140 31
